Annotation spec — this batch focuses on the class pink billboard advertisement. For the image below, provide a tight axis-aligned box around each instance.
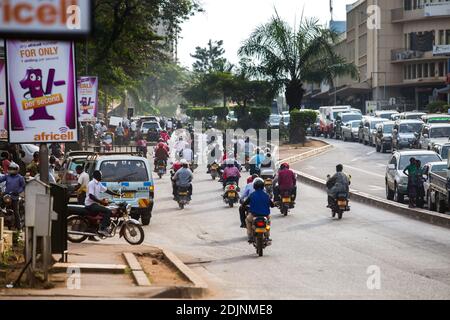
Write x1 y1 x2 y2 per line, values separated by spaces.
77 76 98 122
0 59 7 140
6 40 78 144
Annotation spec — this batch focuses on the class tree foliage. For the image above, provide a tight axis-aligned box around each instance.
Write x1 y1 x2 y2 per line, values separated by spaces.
191 40 232 73
427 101 449 114
239 11 358 111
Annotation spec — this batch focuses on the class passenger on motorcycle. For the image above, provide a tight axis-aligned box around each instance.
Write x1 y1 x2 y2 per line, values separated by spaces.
239 175 258 228
243 179 274 243
85 170 122 237
249 149 265 175
326 164 350 208
160 130 170 143
223 160 241 188
172 159 193 200
273 163 297 204
0 163 25 229
154 142 170 172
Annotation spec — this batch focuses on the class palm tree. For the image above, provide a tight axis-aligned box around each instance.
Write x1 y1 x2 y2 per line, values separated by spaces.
239 12 358 112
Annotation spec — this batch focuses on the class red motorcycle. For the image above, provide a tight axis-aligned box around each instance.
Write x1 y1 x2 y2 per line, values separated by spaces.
67 201 144 245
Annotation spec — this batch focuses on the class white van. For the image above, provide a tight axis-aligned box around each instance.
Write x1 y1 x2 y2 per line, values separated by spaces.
319 106 352 138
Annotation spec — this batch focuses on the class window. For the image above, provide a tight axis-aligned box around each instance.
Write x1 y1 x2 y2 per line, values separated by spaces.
408 65 412 79
439 30 445 45
418 63 423 78
412 64 417 79
404 0 412 10
430 63 436 77
100 160 149 182
446 30 450 45
439 62 445 77
424 63 429 77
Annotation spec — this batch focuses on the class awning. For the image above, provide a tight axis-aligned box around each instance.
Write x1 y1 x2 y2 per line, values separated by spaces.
436 85 450 94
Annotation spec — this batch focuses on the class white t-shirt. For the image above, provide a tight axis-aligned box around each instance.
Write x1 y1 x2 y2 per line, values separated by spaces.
166 121 173 129
85 179 107 206
130 122 137 131
181 148 193 162
77 172 90 193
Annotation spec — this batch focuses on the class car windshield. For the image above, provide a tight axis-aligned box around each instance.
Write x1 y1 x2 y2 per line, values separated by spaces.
370 121 384 129
383 125 393 133
430 127 450 138
143 122 159 129
270 115 281 122
399 154 441 170
379 113 397 120
342 114 362 122
440 146 450 160
399 123 422 133
100 160 149 182
405 114 424 120
351 122 360 128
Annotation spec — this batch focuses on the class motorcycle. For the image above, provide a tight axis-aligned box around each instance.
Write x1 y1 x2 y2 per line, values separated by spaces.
330 193 350 220
279 190 294 216
223 181 239 208
67 200 144 245
156 159 167 179
0 193 25 230
251 216 271 257
261 169 275 198
210 162 220 180
176 186 191 210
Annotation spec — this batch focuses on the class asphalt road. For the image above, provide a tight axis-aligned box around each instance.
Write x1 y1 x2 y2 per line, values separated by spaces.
142 164 450 299
291 138 394 199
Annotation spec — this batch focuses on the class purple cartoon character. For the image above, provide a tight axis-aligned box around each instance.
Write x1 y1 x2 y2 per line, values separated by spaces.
20 68 66 121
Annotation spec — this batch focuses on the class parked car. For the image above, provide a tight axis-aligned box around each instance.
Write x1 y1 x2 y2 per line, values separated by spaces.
392 120 423 150
432 143 450 161
399 112 426 121
341 120 361 142
140 121 162 135
268 114 282 129
362 117 387 146
59 151 95 196
334 112 363 139
375 121 395 153
281 111 291 127
84 153 155 226
385 150 442 203
416 123 450 151
421 114 450 124
374 110 399 120
390 114 401 121
422 161 447 211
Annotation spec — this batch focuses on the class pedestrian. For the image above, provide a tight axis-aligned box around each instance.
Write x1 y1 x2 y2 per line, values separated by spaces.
136 135 148 158
26 151 40 177
74 165 90 205
115 123 125 146
1 152 11 174
403 157 417 208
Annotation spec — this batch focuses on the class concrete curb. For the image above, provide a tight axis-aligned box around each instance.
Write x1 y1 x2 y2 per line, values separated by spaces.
279 144 333 165
293 169 450 229
157 247 209 299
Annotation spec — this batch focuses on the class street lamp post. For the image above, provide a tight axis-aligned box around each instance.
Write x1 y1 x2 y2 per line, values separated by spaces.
371 71 387 107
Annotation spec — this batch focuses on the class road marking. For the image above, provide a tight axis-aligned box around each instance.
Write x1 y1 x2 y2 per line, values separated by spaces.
369 185 385 191
344 164 386 178
351 157 362 162
367 151 376 156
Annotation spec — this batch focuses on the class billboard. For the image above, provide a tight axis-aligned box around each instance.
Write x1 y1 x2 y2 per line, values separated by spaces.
77 76 98 122
6 40 78 143
0 0 92 38
0 58 7 140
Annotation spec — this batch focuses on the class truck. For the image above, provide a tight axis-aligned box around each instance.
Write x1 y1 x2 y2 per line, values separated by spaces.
428 151 450 213
319 106 352 138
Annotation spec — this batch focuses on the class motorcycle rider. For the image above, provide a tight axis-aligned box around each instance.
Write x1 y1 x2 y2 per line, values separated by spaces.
222 160 241 188
243 179 274 243
238 174 258 228
154 141 170 172
273 163 297 205
249 148 265 175
85 170 122 237
172 159 193 200
0 163 25 229
326 164 350 208
74 165 90 205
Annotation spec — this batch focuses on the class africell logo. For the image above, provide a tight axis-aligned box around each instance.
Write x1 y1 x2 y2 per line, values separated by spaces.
0 0 88 32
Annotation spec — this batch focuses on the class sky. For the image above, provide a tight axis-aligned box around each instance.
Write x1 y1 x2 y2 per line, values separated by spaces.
178 0 357 69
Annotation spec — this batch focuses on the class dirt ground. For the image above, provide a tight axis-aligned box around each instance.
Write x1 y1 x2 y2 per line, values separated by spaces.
278 139 328 160
136 251 191 287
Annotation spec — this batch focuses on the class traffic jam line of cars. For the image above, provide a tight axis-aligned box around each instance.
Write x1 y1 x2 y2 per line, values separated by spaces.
312 105 450 214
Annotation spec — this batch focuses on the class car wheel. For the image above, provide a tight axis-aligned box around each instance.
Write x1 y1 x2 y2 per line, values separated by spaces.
394 184 404 203
386 182 394 200
436 195 447 214
427 192 436 212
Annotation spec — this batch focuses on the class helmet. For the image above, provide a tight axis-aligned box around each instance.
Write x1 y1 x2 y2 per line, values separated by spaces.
253 178 265 190
8 163 19 174
158 142 165 148
281 162 290 170
180 159 188 165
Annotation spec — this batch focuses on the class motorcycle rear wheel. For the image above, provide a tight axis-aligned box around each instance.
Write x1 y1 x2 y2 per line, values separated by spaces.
67 216 89 243
123 223 145 245
179 202 185 210
338 210 343 220
256 235 264 257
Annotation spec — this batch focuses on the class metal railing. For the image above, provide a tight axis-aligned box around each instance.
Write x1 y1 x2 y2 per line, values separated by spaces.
391 49 425 61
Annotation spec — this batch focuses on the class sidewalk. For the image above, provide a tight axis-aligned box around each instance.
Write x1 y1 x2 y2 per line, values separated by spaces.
0 242 207 299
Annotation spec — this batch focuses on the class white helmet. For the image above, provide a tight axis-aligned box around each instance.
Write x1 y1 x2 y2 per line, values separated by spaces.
180 159 188 165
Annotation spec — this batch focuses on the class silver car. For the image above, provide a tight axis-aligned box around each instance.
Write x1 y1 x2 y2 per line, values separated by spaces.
417 123 450 151
341 120 361 142
385 150 442 203
392 120 423 150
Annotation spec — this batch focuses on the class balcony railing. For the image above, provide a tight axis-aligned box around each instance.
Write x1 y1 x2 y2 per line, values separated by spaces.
391 49 425 61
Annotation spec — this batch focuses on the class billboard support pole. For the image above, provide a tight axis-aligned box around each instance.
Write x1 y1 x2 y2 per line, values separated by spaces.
38 143 50 282
84 125 89 151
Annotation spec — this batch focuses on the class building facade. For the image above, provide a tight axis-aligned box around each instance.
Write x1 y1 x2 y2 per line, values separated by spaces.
304 0 450 112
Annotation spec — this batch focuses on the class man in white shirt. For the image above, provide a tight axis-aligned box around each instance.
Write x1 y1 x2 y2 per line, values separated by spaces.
130 120 137 132
181 147 193 163
85 170 121 236
74 165 90 205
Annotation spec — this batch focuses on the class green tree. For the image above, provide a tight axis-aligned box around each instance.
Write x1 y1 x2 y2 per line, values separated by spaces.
191 40 231 73
427 101 449 114
239 12 358 112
